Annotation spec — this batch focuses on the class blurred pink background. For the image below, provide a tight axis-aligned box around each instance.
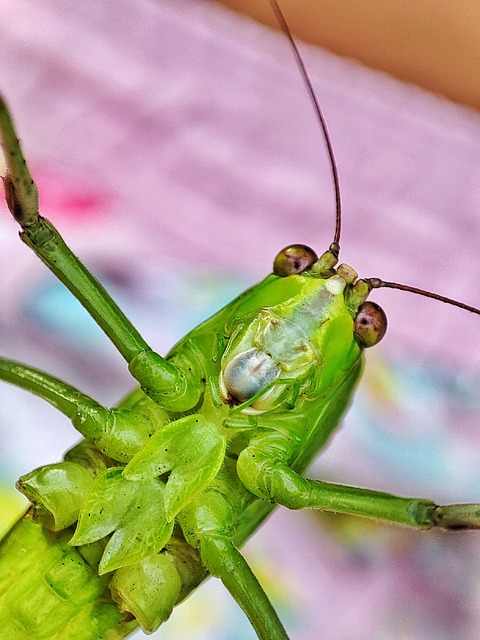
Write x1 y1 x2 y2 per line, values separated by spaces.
1 1 480 638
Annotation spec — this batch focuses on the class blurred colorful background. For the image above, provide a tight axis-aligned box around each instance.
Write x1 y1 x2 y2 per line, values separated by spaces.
2 1 480 638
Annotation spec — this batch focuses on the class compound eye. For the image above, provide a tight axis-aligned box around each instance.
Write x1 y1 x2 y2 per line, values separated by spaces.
273 245 318 276
354 301 387 348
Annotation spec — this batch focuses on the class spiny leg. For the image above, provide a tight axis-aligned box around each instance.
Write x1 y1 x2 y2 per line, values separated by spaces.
237 431 480 530
179 492 289 640
0 97 199 411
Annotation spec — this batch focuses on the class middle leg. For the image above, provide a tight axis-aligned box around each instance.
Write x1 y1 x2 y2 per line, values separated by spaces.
237 431 480 530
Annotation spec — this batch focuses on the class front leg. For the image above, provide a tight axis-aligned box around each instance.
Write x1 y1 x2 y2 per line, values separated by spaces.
237 431 480 530
0 96 199 412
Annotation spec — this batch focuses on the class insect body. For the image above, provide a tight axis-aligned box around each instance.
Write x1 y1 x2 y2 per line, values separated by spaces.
1 2 480 639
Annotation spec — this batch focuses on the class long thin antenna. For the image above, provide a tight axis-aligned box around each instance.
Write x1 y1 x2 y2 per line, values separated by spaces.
269 2 480 319
367 278 480 316
269 0 342 253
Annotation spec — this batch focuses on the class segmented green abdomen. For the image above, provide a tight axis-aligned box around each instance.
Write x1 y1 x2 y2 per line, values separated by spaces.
0 515 137 639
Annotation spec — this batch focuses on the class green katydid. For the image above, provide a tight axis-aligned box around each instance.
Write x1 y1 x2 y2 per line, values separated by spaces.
1 1 480 639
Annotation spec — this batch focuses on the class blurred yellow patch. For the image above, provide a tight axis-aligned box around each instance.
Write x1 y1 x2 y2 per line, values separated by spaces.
0 489 28 538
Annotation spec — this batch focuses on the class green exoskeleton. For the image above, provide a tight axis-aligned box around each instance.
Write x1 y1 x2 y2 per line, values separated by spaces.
1 2 480 639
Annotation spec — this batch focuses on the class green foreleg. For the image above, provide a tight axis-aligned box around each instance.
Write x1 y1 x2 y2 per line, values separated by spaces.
0 97 199 411
238 433 480 530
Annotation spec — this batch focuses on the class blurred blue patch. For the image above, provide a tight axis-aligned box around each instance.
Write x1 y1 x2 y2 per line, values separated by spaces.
352 354 480 499
22 265 250 354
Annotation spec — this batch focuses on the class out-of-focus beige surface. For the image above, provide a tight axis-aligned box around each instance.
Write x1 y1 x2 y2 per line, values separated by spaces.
219 0 480 109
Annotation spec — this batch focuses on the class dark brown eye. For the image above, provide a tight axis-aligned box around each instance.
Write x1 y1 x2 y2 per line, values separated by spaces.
354 301 387 348
273 245 318 276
